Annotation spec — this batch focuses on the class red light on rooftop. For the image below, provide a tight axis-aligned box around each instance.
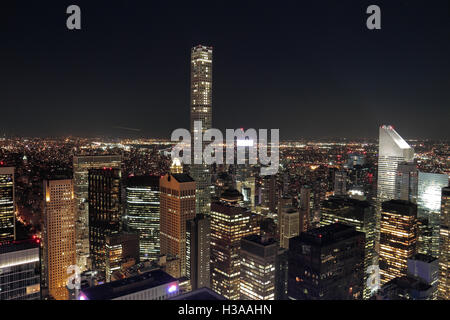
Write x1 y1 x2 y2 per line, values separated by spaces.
318 234 322 238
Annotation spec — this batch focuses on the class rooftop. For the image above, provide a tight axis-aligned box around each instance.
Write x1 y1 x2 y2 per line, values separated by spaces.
80 269 177 300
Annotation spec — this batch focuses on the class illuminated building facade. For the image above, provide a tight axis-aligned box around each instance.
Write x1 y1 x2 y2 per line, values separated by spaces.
0 240 41 300
279 207 299 249
417 171 448 257
288 223 365 300
320 196 376 299
186 214 210 290
79 269 179 300
407 254 439 299
189 45 213 216
210 191 260 300
299 186 312 229
0 167 15 242
240 235 277 300
105 232 140 282
379 200 417 284
438 187 450 299
124 175 160 261
73 155 122 271
261 175 277 214
377 126 414 253
159 173 196 277
43 179 76 300
88 168 122 277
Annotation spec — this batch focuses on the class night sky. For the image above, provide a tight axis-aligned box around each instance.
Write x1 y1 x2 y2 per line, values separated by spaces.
1 0 449 139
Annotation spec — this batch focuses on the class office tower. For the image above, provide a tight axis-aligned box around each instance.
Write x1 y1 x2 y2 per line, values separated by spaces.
239 235 277 300
299 186 311 230
288 223 365 300
105 232 140 282
438 187 450 299
379 200 417 284
124 175 160 261
417 172 448 257
73 155 121 271
334 171 347 196
79 269 179 300
320 196 376 299
261 175 277 214
189 45 213 216
210 191 260 300
88 168 122 277
407 254 439 299
275 248 289 300
43 179 76 300
0 240 41 300
169 287 226 300
279 207 299 249
377 126 414 255
395 162 418 202
0 167 15 242
159 173 196 277
377 125 414 201
186 214 210 290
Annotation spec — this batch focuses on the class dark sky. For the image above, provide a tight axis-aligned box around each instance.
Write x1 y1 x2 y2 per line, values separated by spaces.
1 0 449 140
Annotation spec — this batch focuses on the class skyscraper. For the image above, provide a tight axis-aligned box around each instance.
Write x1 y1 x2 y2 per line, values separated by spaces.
438 186 450 299
379 200 417 285
240 235 277 300
159 173 196 277
417 171 448 257
73 155 121 271
210 191 260 300
279 207 299 249
320 196 376 299
186 214 210 290
288 223 365 300
190 45 213 216
0 167 15 242
88 168 122 277
395 162 418 203
43 179 76 300
124 175 160 261
334 171 347 196
0 240 41 300
377 125 414 256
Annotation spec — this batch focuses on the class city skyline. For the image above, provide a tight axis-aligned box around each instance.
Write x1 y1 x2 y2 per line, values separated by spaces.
2 1 450 139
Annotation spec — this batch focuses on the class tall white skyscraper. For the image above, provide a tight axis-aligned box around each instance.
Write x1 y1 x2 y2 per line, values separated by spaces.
377 125 414 202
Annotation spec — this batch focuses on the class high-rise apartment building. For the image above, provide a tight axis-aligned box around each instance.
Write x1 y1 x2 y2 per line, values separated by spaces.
88 168 122 277
124 175 160 261
438 186 450 299
186 214 210 290
159 173 196 277
334 171 347 196
288 223 365 300
240 235 277 300
320 196 376 299
379 200 417 284
0 240 41 300
210 191 260 300
43 179 76 300
189 45 213 216
0 167 15 242
417 171 448 257
73 155 121 271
